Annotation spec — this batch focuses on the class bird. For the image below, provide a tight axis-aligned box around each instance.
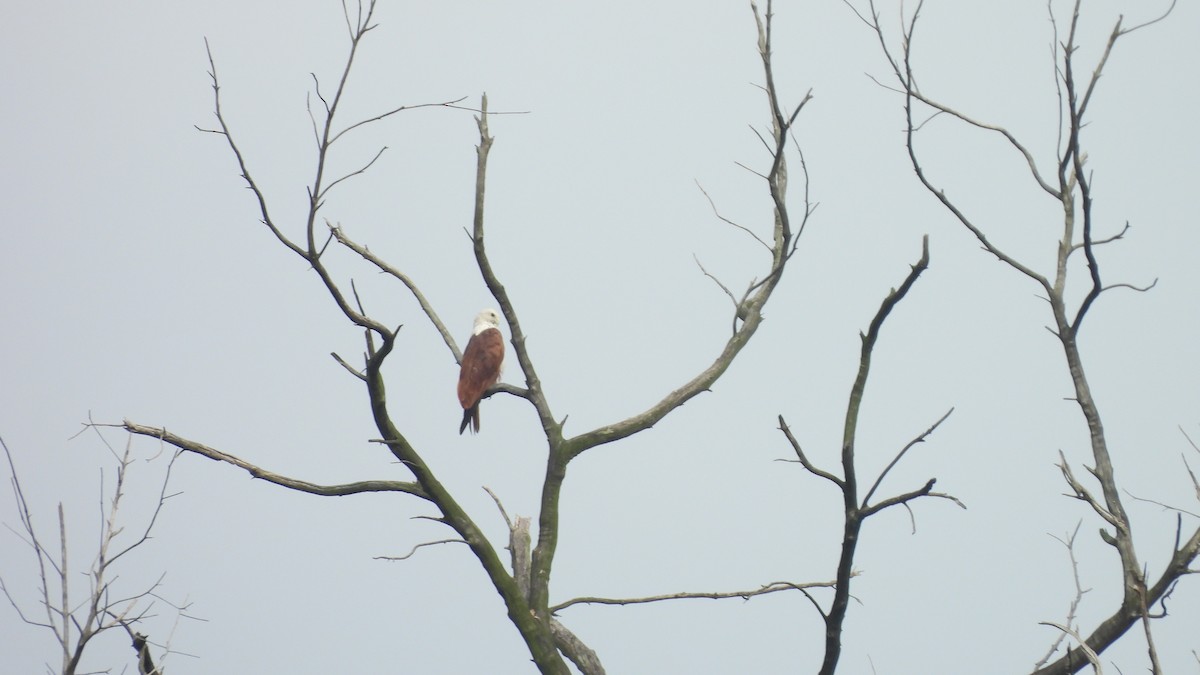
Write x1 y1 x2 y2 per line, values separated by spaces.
457 308 505 434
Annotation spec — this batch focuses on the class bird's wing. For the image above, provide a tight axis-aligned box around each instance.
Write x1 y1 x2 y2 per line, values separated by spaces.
457 327 505 409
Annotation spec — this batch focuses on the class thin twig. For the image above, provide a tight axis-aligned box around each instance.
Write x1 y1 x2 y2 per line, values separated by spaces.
375 538 467 561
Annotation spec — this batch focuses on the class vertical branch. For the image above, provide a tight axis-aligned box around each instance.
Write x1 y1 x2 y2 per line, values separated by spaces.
462 95 565 660
1046 12 1148 672
304 0 378 256
469 95 559 439
58 503 71 674
1138 585 1162 675
817 236 932 675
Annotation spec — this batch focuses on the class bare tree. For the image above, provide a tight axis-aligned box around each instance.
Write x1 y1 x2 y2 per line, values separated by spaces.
1 432 188 675
111 1 820 672
848 0 1197 672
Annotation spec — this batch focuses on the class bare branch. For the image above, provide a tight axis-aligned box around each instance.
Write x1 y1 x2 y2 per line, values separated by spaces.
1068 221 1130 253
696 180 771 251
1055 451 1120 530
1039 621 1104 673
104 441 179 569
859 479 938 519
306 88 323 148
318 145 388 200
1120 0 1177 35
1035 523 1090 669
331 351 367 381
481 486 515 531
857 0 1060 199
857 0 1057 293
927 491 967 509
789 140 817 248
550 579 838 613
200 38 305 259
1124 489 1200 520
913 94 1059 198
116 421 429 501
330 97 469 144
777 415 844 488
1180 427 1200 504
733 159 769 180
861 407 953 508
375 538 467 561
693 254 740 310
1138 570 1164 675
1099 279 1157 294
1 436 62 637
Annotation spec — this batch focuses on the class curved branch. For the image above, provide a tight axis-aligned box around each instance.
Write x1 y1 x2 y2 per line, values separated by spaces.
117 421 429 501
375 538 467 561
1039 621 1104 673
318 146 388 200
566 308 768 454
778 415 844 488
199 39 303 259
856 0 1061 200
330 96 470 145
696 180 772 251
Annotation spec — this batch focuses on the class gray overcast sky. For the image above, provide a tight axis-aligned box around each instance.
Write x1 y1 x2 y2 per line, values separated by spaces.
2 1 1198 673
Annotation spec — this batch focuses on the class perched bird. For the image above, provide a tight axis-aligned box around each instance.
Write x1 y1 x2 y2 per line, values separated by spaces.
457 308 505 434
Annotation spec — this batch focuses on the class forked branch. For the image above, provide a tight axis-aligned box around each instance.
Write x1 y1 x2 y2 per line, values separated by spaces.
781 235 956 675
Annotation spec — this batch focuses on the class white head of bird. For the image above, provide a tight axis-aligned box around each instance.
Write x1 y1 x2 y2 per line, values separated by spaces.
473 308 502 335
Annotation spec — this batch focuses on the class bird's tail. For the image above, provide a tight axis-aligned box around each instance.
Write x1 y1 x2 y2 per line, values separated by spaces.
459 405 481 435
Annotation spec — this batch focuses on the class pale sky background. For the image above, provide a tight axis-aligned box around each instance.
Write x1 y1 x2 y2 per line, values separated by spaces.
2 1 1198 673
